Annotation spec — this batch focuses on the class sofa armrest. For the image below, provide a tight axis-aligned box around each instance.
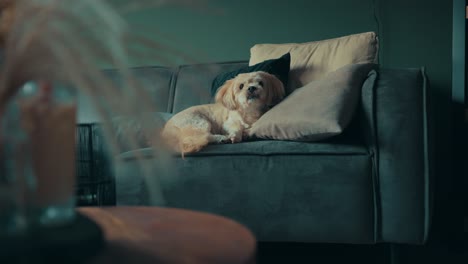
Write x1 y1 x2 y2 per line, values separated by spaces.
361 67 433 244
110 112 173 153
75 112 172 206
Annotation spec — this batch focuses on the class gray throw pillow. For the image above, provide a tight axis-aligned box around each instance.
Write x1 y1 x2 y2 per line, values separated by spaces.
250 63 377 141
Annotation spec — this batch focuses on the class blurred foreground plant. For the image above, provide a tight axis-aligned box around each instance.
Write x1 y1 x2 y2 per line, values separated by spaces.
0 0 211 205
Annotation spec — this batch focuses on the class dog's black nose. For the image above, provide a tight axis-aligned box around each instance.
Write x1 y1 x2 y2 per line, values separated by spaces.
248 86 257 92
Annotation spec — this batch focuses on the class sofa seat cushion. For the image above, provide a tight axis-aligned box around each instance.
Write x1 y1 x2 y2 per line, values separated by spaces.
118 139 368 160
115 141 374 244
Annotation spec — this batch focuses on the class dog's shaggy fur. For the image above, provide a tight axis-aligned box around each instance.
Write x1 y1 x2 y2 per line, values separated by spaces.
161 71 285 157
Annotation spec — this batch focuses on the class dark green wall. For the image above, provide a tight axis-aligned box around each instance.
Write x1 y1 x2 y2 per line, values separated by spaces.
126 0 454 235
125 0 452 122
377 0 454 239
126 0 377 64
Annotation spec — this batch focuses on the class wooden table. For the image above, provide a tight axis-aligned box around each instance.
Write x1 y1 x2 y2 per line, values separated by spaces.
78 206 256 264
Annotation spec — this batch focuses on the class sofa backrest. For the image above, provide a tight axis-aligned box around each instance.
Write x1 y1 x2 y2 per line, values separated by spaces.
171 62 247 113
78 66 175 123
78 62 248 122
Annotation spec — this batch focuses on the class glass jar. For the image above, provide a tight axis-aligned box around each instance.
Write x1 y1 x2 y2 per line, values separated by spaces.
0 96 31 236
1 80 77 228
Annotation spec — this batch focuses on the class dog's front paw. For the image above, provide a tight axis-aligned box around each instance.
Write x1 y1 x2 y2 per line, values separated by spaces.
228 133 242 144
215 135 230 144
230 137 241 144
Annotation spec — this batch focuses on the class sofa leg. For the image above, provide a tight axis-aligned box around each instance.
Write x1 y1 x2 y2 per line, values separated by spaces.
390 244 401 264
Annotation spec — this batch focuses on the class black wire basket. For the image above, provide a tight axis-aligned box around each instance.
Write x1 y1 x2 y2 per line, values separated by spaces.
75 123 115 206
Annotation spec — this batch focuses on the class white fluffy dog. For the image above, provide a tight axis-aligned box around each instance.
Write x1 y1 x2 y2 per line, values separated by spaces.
161 71 285 156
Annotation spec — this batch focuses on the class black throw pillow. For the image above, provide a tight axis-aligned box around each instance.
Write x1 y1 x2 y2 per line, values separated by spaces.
211 52 290 96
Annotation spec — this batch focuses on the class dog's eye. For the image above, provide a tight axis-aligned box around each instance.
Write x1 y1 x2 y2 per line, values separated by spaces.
239 84 244 90
258 81 264 87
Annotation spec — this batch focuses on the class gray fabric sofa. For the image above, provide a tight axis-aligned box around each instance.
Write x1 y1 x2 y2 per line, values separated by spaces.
89 61 433 245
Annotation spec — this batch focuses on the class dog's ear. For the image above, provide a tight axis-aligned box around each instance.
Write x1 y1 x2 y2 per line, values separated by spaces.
215 79 237 110
265 73 285 107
